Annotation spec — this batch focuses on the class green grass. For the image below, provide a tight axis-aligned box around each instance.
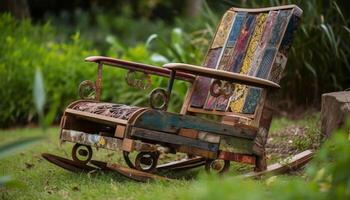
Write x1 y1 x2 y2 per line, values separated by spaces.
0 114 321 199
0 127 196 199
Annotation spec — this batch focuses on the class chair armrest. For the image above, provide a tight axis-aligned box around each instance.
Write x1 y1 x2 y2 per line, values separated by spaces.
85 56 195 82
163 63 280 89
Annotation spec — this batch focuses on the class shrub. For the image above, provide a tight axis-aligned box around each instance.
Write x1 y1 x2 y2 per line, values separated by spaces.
0 14 189 127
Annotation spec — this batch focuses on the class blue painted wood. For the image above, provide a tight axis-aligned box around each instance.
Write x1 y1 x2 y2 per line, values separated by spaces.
133 110 257 140
242 87 261 114
131 128 219 152
280 15 300 55
268 10 292 47
230 14 257 73
256 47 277 79
226 12 247 47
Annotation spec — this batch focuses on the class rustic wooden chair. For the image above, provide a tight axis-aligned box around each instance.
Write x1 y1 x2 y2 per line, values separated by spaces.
55 5 303 175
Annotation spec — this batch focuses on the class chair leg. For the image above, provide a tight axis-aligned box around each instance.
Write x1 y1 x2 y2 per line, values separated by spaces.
254 153 267 172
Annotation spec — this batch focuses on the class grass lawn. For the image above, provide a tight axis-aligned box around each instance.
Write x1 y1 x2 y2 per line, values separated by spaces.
0 114 320 200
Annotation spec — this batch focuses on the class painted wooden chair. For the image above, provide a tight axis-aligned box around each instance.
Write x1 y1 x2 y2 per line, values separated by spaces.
49 5 303 176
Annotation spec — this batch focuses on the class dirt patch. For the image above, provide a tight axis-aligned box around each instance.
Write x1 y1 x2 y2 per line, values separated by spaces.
266 125 320 161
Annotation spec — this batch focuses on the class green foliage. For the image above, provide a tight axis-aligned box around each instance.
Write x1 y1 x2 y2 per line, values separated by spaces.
0 13 98 127
0 14 192 127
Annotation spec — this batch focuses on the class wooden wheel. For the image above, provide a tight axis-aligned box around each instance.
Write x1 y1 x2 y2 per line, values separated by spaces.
72 144 93 164
205 159 230 174
123 151 136 169
134 152 159 173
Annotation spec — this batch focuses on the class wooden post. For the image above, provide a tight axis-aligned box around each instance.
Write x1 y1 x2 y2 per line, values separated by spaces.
321 91 350 139
95 62 103 101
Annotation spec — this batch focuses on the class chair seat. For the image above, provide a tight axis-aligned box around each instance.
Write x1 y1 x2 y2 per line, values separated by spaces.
68 100 142 121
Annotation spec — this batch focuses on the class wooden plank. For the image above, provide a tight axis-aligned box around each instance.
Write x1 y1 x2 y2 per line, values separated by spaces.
212 11 236 49
115 125 126 138
240 13 269 75
105 162 171 182
242 87 262 114
190 48 223 107
248 11 278 76
227 13 268 113
221 114 253 126
230 14 257 73
241 10 292 114
230 5 301 15
256 9 292 79
241 150 314 178
133 110 257 139
203 12 246 111
178 128 199 139
177 146 217 159
156 157 205 170
163 63 281 89
256 47 277 78
65 108 128 125
85 56 195 83
268 52 287 83
188 107 254 118
198 131 221 143
60 129 123 151
133 141 158 152
131 127 219 152
122 138 135 152
218 151 256 165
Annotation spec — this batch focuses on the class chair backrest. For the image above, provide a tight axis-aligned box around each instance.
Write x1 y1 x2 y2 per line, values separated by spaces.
183 5 302 124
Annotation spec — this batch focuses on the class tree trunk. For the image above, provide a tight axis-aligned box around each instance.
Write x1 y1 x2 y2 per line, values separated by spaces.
185 0 203 18
321 91 350 139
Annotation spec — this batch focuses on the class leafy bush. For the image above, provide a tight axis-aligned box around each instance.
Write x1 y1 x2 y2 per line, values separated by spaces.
0 13 98 127
0 14 191 127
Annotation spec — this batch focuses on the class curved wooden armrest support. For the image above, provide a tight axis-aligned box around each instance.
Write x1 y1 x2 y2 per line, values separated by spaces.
85 56 195 82
163 63 280 89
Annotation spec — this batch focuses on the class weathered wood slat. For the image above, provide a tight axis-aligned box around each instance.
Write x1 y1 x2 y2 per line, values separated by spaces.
215 14 256 111
241 10 292 114
131 127 219 152
156 157 206 171
203 12 246 111
187 107 254 118
212 11 236 49
242 87 262 114
230 5 302 15
218 151 256 164
179 128 199 139
241 150 313 178
190 48 222 107
60 129 123 151
115 125 126 138
230 14 257 73
133 110 257 139
177 146 217 159
248 11 278 76
60 129 156 152
65 108 128 125
105 162 170 182
228 13 268 112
